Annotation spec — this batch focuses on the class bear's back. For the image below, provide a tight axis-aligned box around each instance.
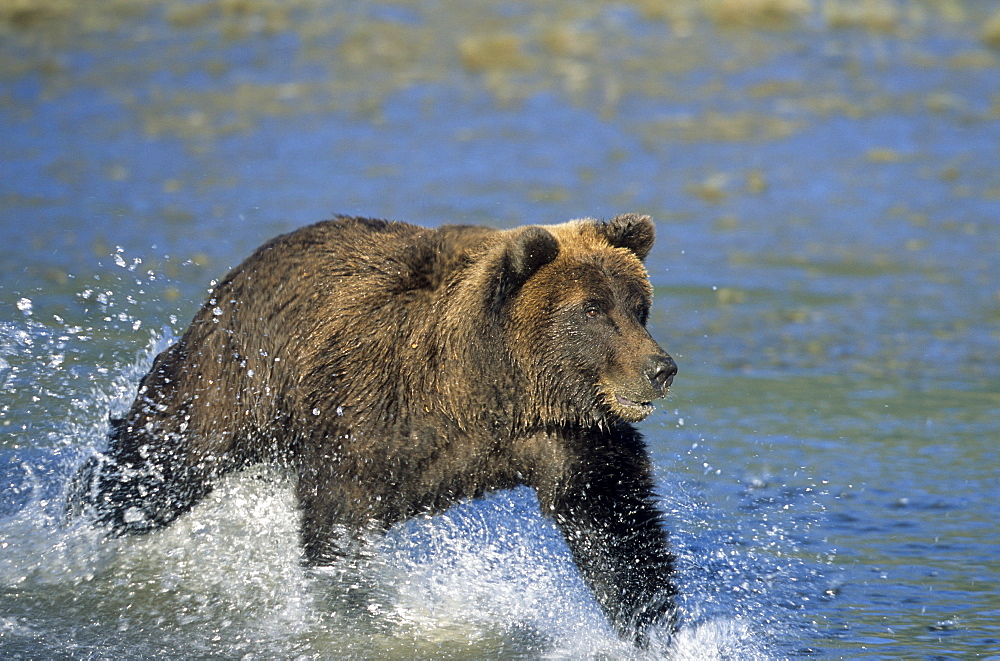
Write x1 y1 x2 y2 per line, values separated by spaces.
235 217 496 298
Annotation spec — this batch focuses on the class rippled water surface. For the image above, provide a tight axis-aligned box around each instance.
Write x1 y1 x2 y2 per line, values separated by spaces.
2 1 998 658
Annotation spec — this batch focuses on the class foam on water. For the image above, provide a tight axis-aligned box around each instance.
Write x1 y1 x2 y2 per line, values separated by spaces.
2 466 774 658
1 305 791 659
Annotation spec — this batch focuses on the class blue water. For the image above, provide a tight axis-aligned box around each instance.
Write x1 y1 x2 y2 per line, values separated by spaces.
2 2 998 658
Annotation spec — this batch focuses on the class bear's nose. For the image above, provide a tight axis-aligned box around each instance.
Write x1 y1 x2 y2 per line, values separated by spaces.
644 354 677 394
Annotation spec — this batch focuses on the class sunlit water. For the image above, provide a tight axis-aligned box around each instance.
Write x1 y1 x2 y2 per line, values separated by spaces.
2 2 999 658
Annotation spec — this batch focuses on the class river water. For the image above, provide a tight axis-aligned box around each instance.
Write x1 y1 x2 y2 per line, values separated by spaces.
1 1 998 658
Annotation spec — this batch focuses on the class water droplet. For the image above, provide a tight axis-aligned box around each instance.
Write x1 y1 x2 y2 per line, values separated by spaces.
312 408 321 416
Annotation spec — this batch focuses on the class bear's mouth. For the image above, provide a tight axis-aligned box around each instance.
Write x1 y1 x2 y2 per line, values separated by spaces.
613 393 655 420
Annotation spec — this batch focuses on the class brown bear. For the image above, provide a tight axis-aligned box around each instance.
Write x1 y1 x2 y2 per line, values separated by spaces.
68 213 679 645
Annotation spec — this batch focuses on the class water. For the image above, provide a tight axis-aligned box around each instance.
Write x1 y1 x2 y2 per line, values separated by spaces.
2 1 998 658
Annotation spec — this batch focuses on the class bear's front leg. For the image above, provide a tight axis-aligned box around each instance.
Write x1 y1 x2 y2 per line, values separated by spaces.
539 427 678 646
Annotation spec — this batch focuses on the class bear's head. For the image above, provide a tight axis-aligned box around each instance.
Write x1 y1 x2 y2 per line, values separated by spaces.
491 214 676 425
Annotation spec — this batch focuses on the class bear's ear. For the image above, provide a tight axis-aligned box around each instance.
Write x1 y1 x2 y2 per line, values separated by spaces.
596 213 655 261
489 226 559 315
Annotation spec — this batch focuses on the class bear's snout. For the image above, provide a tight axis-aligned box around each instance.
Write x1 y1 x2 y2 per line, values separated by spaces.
643 353 677 396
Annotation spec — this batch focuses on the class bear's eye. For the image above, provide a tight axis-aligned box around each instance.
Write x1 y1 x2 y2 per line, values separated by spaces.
636 306 650 325
584 303 602 319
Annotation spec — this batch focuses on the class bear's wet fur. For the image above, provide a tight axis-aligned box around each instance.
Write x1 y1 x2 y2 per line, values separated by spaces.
68 213 679 644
